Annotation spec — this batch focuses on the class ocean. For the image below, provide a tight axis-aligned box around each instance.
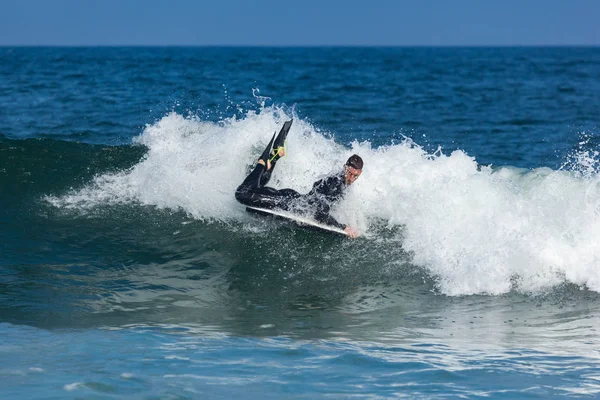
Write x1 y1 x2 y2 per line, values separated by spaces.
1 46 600 398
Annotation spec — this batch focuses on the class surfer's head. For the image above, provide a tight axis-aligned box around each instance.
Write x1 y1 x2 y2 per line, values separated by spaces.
344 154 363 185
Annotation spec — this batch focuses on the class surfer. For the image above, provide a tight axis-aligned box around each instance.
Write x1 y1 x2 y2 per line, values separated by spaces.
235 120 362 238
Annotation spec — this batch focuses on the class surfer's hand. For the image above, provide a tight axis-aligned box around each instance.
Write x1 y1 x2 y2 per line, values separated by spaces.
344 226 359 238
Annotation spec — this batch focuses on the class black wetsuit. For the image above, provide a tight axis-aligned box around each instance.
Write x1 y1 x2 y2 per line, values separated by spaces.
235 164 347 229
304 172 347 229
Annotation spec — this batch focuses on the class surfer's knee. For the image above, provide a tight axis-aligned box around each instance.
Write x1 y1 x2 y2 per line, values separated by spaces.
235 186 250 204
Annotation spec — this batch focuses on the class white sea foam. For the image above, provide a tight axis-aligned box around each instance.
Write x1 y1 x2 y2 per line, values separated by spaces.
46 108 600 296
64 382 84 391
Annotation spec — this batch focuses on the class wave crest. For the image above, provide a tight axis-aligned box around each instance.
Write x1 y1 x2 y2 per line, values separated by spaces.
46 109 600 296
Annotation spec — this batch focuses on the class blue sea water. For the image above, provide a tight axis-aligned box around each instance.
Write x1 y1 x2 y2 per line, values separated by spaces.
1 46 600 398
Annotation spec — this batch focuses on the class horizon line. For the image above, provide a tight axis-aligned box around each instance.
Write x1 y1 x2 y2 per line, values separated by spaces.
1 44 599 49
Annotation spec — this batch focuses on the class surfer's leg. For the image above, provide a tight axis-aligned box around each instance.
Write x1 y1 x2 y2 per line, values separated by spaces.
244 187 300 210
259 167 273 187
259 147 283 187
267 119 292 173
236 125 284 192
258 120 292 187
235 121 295 207
235 162 268 206
257 131 277 173
236 165 301 209
258 187 301 210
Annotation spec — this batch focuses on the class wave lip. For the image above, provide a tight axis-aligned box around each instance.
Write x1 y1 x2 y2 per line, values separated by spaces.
46 109 600 296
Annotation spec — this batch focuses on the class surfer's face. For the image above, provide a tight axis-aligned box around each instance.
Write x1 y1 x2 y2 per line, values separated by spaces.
344 165 362 185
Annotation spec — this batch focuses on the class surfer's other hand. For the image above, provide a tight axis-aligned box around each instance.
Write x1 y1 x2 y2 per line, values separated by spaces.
344 226 359 238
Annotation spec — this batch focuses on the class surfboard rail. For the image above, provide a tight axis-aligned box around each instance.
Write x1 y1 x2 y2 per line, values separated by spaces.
246 206 349 236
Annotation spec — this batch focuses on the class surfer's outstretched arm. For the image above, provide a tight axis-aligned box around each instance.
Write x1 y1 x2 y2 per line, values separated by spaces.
314 206 346 230
314 207 359 238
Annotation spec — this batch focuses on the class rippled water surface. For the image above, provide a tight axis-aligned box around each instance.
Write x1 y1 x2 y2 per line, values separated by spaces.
1 47 600 398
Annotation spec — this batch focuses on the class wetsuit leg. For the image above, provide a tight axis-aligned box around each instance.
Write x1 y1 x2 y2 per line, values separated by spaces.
259 169 273 188
236 163 266 194
268 119 292 172
258 120 292 187
235 121 298 209
235 163 301 210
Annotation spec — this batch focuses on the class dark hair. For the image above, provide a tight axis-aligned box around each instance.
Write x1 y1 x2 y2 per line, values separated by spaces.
346 154 363 170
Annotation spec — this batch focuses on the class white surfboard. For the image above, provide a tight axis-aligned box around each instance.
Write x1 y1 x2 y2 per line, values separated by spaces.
246 206 349 236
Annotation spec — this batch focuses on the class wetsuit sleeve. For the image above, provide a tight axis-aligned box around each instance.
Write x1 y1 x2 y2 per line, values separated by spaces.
309 174 347 230
316 212 346 230
313 200 346 230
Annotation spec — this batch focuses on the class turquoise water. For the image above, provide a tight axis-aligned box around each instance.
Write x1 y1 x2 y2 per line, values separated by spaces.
2 47 600 398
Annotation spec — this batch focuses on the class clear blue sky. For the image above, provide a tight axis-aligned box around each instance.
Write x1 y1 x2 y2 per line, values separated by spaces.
1 0 598 46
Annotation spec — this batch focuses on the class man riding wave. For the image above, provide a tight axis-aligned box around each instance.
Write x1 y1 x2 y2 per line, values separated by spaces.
235 120 362 238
